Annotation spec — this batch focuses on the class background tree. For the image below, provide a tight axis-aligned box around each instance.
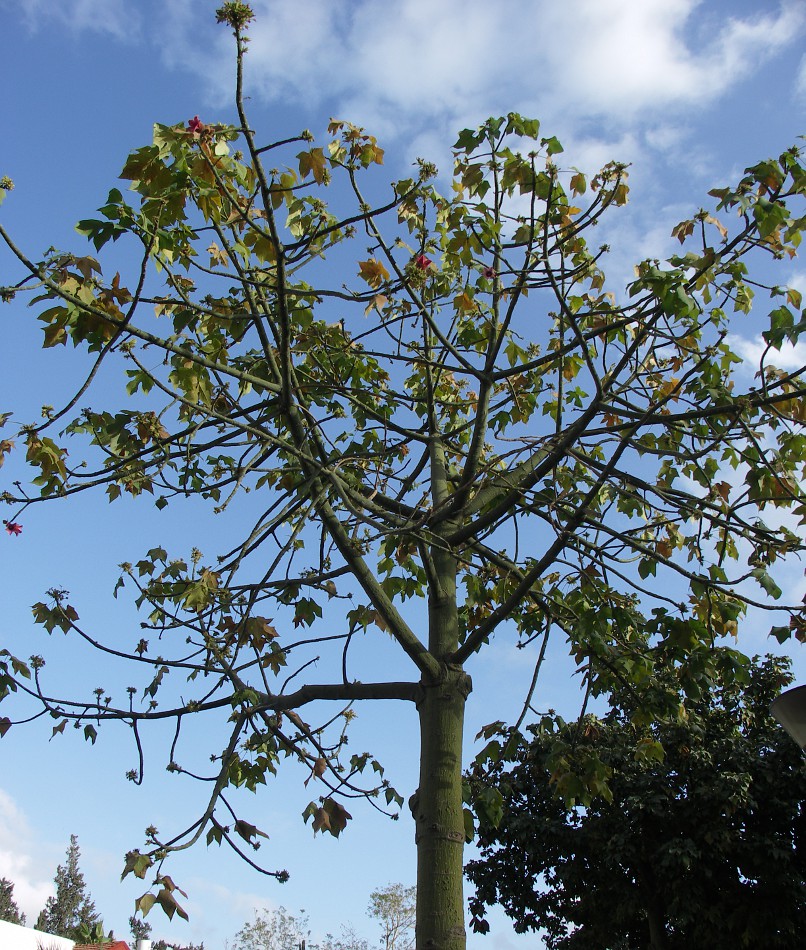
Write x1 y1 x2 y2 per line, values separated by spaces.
130 914 152 943
151 939 205 950
0 877 26 926
35 835 100 939
1 4 805 950
368 884 415 950
319 924 369 950
230 905 367 950
130 909 205 949
465 654 806 949
230 905 310 950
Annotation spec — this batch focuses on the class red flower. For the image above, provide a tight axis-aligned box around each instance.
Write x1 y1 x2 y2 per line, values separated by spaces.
4 521 22 536
188 116 204 134
414 254 433 271
482 265 497 279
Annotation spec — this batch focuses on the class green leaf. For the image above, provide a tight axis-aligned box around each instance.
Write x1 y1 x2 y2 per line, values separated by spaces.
122 850 153 881
751 568 782 599
51 719 67 739
135 892 157 917
454 128 484 152
770 625 791 644
638 558 657 579
463 806 475 843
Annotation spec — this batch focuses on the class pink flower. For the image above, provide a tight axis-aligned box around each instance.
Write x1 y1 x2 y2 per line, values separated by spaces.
414 254 433 271
4 521 22 536
188 116 204 134
482 265 497 279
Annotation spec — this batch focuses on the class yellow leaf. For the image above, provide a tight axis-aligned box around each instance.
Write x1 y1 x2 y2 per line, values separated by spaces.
656 377 681 402
569 171 586 195
207 242 229 268
365 293 388 316
358 259 390 289
453 292 477 313
297 147 329 184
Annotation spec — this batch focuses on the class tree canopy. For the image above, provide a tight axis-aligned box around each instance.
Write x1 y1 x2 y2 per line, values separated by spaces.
230 904 367 950
466 654 806 949
0 877 26 927
1 4 805 949
35 835 100 940
368 884 416 950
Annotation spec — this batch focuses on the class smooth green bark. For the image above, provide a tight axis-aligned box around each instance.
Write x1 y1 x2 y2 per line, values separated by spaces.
413 670 470 950
412 524 471 950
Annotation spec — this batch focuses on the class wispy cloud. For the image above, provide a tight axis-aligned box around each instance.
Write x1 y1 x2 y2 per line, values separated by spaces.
4 0 141 41
797 54 806 97
0 790 53 922
728 333 806 374
151 0 804 139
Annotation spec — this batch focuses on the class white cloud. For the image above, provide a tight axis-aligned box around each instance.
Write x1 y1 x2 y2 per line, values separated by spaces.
728 332 806 373
4 0 140 40
0 790 53 923
149 0 805 140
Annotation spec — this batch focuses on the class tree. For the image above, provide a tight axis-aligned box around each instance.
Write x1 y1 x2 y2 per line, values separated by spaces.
0 3 804 949
231 905 310 950
320 924 370 950
465 654 806 949
130 914 152 943
0 877 26 926
35 835 100 939
230 905 367 950
151 940 205 950
129 916 205 950
368 884 416 950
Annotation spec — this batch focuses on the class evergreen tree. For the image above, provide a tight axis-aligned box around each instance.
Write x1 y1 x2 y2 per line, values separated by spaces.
0 877 26 925
35 835 100 938
130 914 152 942
151 939 205 950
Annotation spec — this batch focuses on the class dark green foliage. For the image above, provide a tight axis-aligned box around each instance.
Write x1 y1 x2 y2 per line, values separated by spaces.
152 940 205 950
129 913 152 942
0 876 25 925
35 835 100 939
466 656 806 949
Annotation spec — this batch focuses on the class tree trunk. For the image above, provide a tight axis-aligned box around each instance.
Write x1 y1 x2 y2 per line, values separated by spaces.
646 904 669 950
412 667 470 950
638 861 669 950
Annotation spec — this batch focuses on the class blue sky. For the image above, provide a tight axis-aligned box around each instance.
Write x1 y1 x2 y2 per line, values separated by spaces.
1 1 805 948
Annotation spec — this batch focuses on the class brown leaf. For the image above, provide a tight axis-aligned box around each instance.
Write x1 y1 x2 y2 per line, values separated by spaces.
304 755 327 787
320 797 352 837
